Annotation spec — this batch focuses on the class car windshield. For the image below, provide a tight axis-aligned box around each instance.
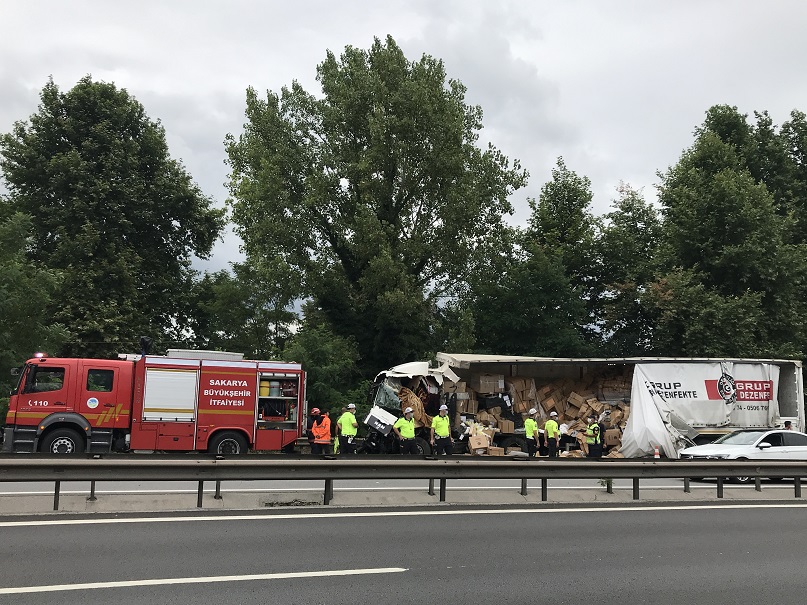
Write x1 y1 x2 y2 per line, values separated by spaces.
713 431 766 445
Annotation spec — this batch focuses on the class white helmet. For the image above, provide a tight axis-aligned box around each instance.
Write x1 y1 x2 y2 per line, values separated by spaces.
439 404 448 411
404 407 413 414
528 407 537 415
550 411 558 417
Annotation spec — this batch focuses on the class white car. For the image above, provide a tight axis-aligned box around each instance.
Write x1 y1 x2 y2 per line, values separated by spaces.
678 429 807 483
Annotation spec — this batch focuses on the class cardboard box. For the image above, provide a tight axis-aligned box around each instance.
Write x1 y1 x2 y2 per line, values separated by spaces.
604 429 621 446
487 446 505 456
498 419 515 434
486 406 502 417
465 399 478 415
470 373 505 394
514 400 529 414
468 435 488 451
505 447 522 454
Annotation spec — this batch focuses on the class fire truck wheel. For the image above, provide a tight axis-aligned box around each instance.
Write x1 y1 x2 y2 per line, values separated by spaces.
40 428 85 454
208 431 248 455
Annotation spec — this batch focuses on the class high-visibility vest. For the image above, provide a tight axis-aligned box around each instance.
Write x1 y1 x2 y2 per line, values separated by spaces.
432 415 450 437
524 418 538 439
586 423 601 445
338 412 358 436
394 416 415 439
545 419 559 439
312 416 331 443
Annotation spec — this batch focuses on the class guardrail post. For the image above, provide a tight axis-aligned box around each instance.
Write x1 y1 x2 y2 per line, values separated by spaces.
521 478 528 496
683 478 690 493
541 478 548 501
53 481 60 511
606 478 613 494
197 481 204 508
795 477 802 499
755 477 761 492
716 477 724 498
214 480 222 500
439 479 447 502
88 480 97 502
632 478 639 500
324 479 333 505
428 479 435 496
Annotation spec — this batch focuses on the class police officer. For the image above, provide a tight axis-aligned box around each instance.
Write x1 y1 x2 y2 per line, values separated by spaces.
430 404 453 456
544 411 560 457
393 407 417 454
586 414 603 458
336 403 359 455
524 408 539 457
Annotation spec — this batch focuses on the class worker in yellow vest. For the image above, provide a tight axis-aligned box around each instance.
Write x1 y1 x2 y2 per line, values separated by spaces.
430 404 453 456
585 414 603 458
544 411 560 457
524 408 539 457
336 403 359 455
393 407 417 455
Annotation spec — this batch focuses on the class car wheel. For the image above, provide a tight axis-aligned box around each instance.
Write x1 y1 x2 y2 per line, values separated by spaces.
208 431 248 455
732 457 752 484
40 428 85 454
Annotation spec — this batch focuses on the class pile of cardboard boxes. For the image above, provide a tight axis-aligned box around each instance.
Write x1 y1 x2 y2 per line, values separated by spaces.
442 368 633 457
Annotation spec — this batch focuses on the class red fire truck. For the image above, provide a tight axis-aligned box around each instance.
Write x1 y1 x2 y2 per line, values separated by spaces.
2 349 307 455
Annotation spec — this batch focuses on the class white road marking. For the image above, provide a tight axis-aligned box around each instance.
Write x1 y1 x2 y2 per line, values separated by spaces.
0 567 407 595
1 503 806 528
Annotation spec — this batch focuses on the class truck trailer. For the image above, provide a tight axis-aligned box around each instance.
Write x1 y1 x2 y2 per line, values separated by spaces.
3 349 307 455
371 354 804 457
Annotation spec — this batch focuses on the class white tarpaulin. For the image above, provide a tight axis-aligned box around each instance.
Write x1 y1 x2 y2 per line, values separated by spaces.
622 362 781 457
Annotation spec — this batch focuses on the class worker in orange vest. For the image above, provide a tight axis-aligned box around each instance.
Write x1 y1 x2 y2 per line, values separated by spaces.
310 408 332 455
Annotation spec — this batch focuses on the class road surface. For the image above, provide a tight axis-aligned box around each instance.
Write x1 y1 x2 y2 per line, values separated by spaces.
1 502 806 604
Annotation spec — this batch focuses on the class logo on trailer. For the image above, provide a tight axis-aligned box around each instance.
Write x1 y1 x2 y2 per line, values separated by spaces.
86 397 99 409
716 371 736 405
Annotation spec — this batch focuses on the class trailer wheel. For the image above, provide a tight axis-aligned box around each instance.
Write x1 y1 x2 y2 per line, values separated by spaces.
40 428 85 454
208 431 248 455
414 437 431 455
499 436 527 453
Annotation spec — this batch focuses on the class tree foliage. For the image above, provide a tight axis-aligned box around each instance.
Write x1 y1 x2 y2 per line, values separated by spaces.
652 107 807 358
226 36 527 373
0 206 68 405
0 76 225 356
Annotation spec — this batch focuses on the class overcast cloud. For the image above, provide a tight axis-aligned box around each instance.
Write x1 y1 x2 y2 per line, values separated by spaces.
2 0 806 271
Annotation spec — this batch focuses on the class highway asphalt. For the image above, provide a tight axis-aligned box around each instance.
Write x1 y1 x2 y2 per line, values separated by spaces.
2 503 807 604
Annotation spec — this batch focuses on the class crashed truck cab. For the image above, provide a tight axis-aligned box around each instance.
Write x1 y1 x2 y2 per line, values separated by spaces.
370 354 805 458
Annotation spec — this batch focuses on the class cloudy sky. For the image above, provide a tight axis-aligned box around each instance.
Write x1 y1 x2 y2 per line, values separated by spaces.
2 0 806 271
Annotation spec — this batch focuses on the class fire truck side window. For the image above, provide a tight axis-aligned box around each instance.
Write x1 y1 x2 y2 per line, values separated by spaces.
25 367 66 393
87 369 114 392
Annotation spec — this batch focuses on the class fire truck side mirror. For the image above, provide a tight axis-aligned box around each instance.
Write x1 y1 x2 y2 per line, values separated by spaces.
139 336 153 356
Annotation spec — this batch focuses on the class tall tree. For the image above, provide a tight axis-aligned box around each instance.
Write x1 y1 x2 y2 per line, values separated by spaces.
0 206 68 411
526 157 602 346
598 184 661 355
226 36 527 374
653 125 807 357
188 259 301 359
0 76 225 356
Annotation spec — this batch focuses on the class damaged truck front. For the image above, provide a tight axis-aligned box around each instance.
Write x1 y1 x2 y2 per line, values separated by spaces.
370 354 804 457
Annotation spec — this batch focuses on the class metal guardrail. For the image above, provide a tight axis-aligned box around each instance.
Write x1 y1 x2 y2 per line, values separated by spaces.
1 457 806 510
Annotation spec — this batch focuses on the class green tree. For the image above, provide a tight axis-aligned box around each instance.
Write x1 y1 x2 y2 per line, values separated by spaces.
188 259 302 358
653 125 807 357
0 76 225 357
0 207 68 416
598 184 661 355
526 157 602 347
226 36 527 375
282 304 362 411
